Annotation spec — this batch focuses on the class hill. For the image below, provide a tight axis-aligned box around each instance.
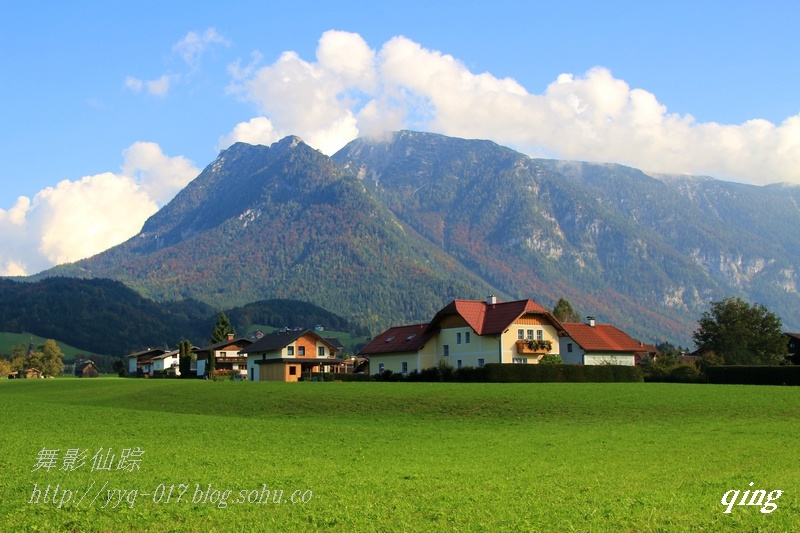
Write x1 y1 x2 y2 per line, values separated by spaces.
0 277 366 356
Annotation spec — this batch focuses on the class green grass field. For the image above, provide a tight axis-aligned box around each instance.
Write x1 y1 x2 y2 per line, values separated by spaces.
1 379 797 531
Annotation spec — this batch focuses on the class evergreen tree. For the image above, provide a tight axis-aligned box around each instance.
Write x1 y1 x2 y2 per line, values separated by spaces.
693 297 787 365
552 298 581 323
210 312 236 344
179 340 194 378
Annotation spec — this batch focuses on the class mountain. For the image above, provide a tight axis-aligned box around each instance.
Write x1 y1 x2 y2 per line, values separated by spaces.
40 135 501 336
28 131 800 346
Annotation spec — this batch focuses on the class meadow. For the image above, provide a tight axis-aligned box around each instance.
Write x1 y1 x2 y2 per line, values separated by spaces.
1 379 797 532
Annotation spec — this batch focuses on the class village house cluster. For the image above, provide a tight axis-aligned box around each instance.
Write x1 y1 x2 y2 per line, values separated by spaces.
125 296 662 382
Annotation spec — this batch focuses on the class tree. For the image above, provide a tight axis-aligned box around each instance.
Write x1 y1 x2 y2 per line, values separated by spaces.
112 357 126 376
693 297 787 365
210 312 236 344
39 340 65 377
179 340 194 378
0 358 11 377
552 298 581 323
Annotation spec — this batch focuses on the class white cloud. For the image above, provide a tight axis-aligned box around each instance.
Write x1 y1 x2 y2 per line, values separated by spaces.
145 74 175 97
226 30 371 155
173 27 230 68
226 31 799 186
218 117 282 150
121 142 199 204
125 74 178 97
0 144 199 276
125 76 143 93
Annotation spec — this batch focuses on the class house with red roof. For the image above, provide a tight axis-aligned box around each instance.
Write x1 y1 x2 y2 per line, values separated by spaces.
358 296 566 376
559 317 656 366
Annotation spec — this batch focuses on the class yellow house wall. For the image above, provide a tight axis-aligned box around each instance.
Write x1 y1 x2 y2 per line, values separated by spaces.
370 352 420 375
500 319 561 364
434 326 499 368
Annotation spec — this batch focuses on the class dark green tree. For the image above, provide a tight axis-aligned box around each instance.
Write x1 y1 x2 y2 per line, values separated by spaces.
179 340 194 378
112 357 126 376
552 297 581 323
693 297 787 365
210 312 236 344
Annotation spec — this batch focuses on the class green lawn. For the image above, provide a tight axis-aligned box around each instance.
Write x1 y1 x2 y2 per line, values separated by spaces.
0 379 797 531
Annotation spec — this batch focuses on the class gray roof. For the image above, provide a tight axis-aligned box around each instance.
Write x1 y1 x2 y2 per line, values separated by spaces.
240 329 337 355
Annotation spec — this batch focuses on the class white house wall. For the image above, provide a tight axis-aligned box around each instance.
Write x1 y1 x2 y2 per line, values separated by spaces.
559 338 584 365
583 353 636 366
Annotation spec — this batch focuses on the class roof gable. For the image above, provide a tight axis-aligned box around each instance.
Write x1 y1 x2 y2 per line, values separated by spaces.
562 323 646 353
429 298 559 335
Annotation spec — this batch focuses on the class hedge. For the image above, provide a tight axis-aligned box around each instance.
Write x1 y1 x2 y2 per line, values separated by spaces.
305 372 372 382
705 366 800 386
483 363 643 383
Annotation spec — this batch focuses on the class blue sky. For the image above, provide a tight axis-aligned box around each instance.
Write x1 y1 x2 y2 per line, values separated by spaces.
1 0 798 276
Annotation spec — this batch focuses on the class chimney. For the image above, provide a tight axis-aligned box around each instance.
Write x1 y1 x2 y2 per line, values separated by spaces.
487 295 497 306
227 333 235 340
587 316 596 327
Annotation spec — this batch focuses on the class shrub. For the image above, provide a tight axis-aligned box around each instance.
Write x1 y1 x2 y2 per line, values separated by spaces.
540 354 563 365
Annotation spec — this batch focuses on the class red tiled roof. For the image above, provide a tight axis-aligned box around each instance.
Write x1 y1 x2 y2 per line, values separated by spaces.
561 322 647 353
360 298 561 356
429 298 557 335
358 324 432 355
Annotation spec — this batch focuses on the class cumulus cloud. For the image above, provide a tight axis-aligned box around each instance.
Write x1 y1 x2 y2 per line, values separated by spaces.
0 144 199 276
224 31 799 186
218 117 282 149
121 142 199 204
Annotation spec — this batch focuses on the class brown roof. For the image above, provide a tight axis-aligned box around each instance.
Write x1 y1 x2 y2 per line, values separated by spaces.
561 322 648 353
358 324 432 356
428 298 560 335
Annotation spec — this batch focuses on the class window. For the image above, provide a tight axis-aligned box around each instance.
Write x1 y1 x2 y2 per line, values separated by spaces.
456 332 462 344
536 330 543 341
378 363 385 373
567 343 573 353
287 346 294 356
318 346 325 357
465 331 471 344
513 357 527 364
477 358 485 367
298 346 305 356
527 329 534 340
401 361 408 374
220 351 226 357
443 345 450 356
518 329 524 340
289 366 297 376
457 360 462 369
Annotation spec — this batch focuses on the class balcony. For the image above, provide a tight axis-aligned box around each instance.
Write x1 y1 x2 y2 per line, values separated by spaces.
515 339 553 355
